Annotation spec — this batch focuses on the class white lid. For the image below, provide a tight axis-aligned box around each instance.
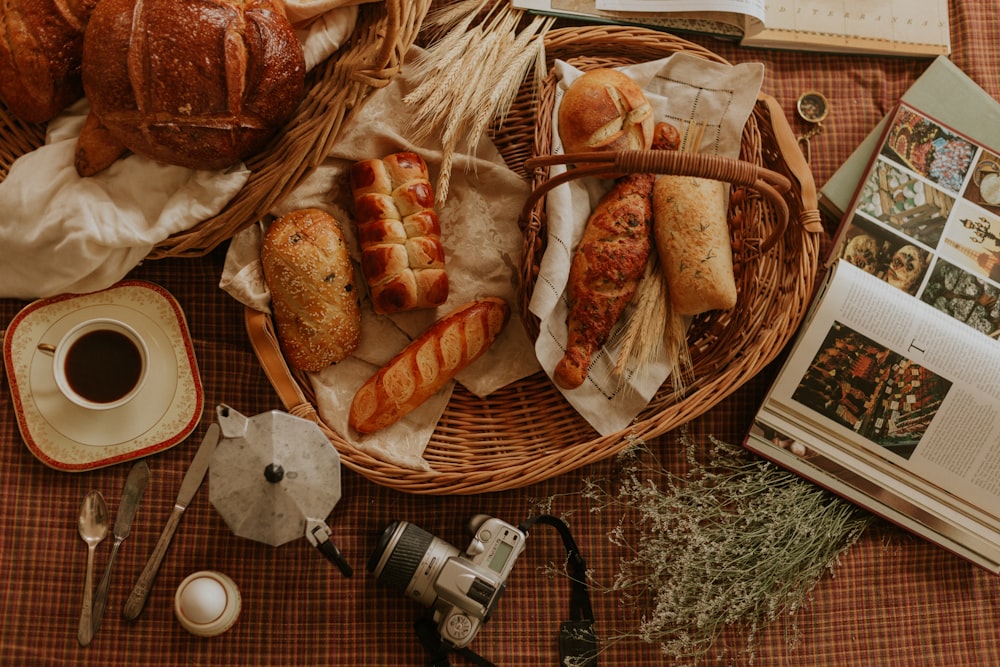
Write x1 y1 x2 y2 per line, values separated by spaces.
174 571 242 637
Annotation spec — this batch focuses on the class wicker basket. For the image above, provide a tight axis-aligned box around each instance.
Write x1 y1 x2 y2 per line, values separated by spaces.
244 25 825 495
0 0 432 259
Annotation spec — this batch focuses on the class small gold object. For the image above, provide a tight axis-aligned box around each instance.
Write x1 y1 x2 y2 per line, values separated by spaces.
796 91 829 163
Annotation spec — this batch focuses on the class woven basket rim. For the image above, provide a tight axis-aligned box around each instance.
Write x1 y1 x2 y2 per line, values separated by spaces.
248 24 824 495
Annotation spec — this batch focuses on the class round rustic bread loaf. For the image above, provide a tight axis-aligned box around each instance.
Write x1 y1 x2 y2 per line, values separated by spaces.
557 68 654 154
80 0 306 170
0 0 99 123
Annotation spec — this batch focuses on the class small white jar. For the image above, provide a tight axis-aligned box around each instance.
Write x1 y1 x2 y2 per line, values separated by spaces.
174 571 242 637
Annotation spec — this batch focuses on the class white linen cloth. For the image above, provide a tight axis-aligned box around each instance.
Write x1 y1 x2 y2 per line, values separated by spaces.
0 2 365 299
529 54 764 436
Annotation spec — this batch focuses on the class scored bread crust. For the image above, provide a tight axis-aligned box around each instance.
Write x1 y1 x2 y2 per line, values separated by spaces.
262 208 362 372
349 152 449 314
80 0 305 171
0 0 99 122
557 68 654 155
349 297 510 434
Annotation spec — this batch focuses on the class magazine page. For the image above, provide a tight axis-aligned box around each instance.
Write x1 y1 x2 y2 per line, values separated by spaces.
831 102 1000 338
762 260 1000 524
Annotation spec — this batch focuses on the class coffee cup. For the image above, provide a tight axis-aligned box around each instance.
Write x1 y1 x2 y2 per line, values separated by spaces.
37 318 149 410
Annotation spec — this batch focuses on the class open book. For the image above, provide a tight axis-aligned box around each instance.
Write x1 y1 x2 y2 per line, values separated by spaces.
512 0 950 57
747 103 1000 573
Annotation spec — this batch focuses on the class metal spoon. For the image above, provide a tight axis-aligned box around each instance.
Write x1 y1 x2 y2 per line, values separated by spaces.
77 490 109 647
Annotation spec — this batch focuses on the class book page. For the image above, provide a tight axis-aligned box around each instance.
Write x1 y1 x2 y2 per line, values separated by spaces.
743 0 950 56
764 261 1000 522
512 0 749 36
596 0 766 22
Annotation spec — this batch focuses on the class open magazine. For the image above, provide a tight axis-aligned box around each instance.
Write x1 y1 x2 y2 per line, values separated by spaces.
747 103 1000 574
511 0 950 56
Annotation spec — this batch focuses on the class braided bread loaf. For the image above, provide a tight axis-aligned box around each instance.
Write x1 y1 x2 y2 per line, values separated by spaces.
349 152 449 314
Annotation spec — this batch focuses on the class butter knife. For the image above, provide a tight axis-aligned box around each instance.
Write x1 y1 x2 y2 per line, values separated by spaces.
90 460 150 639
123 423 220 621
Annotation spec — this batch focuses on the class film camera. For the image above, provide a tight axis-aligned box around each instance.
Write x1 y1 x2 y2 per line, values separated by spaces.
367 515 526 648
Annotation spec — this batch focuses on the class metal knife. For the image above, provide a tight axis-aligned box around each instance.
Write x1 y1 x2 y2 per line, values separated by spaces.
122 423 220 621
89 459 150 639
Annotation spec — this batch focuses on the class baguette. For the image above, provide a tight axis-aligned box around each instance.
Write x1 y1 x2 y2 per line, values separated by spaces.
653 176 736 316
554 173 654 390
261 208 362 372
349 297 510 434
349 152 449 314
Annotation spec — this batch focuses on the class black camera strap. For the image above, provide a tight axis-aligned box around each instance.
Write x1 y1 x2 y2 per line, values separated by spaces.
413 514 598 667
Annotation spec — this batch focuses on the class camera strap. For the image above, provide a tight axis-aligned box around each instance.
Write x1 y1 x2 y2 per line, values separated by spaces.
412 514 598 667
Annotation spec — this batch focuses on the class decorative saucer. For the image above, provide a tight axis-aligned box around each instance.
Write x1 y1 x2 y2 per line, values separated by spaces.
3 280 203 471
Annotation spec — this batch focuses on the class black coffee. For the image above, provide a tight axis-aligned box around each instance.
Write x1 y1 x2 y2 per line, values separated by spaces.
65 329 143 404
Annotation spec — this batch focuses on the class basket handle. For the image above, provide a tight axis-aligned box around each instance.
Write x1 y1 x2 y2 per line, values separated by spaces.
521 150 792 253
244 306 322 422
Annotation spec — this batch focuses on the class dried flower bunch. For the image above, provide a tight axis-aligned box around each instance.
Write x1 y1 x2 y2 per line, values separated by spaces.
579 432 872 664
403 0 553 204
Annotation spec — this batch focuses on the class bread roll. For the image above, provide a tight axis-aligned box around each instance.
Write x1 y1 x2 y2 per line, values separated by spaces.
262 209 362 372
653 176 736 316
349 152 449 314
74 112 129 177
558 68 654 154
349 297 510 434
79 0 305 172
555 173 654 390
0 0 98 123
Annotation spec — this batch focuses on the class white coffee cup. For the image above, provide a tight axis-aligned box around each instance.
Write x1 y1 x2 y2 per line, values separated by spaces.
37 318 149 410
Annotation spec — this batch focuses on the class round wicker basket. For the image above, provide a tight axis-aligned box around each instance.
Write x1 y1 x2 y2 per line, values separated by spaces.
0 0 432 259
247 25 826 495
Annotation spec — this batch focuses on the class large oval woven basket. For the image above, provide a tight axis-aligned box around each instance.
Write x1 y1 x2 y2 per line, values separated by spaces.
245 25 825 495
0 0 432 259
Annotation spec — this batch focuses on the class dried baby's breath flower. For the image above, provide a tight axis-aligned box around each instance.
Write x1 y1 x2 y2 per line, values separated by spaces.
579 430 871 664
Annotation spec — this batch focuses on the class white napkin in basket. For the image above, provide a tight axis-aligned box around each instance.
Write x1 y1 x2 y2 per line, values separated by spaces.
0 4 362 300
220 56 539 471
529 54 764 437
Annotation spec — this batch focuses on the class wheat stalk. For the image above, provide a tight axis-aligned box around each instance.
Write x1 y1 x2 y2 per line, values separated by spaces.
402 3 551 205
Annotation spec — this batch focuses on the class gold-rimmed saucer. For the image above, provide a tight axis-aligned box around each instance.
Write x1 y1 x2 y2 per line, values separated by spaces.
4 281 203 471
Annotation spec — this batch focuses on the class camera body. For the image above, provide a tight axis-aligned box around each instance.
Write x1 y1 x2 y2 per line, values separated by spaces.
367 515 526 648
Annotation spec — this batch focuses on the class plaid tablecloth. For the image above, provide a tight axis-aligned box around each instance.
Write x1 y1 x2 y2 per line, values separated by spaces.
2 2 999 665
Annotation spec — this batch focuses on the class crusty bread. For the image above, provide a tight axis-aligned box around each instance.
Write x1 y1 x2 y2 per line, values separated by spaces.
74 111 129 177
0 0 98 123
349 297 510 434
557 68 654 155
262 208 362 372
79 0 305 172
653 176 736 316
349 152 449 314
555 173 654 390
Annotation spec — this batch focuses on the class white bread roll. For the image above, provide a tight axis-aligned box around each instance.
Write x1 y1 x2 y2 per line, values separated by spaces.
262 208 362 372
558 68 654 154
653 176 737 316
349 297 510 434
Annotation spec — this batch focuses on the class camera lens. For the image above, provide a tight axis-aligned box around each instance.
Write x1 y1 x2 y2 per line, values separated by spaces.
368 521 432 591
367 521 459 607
